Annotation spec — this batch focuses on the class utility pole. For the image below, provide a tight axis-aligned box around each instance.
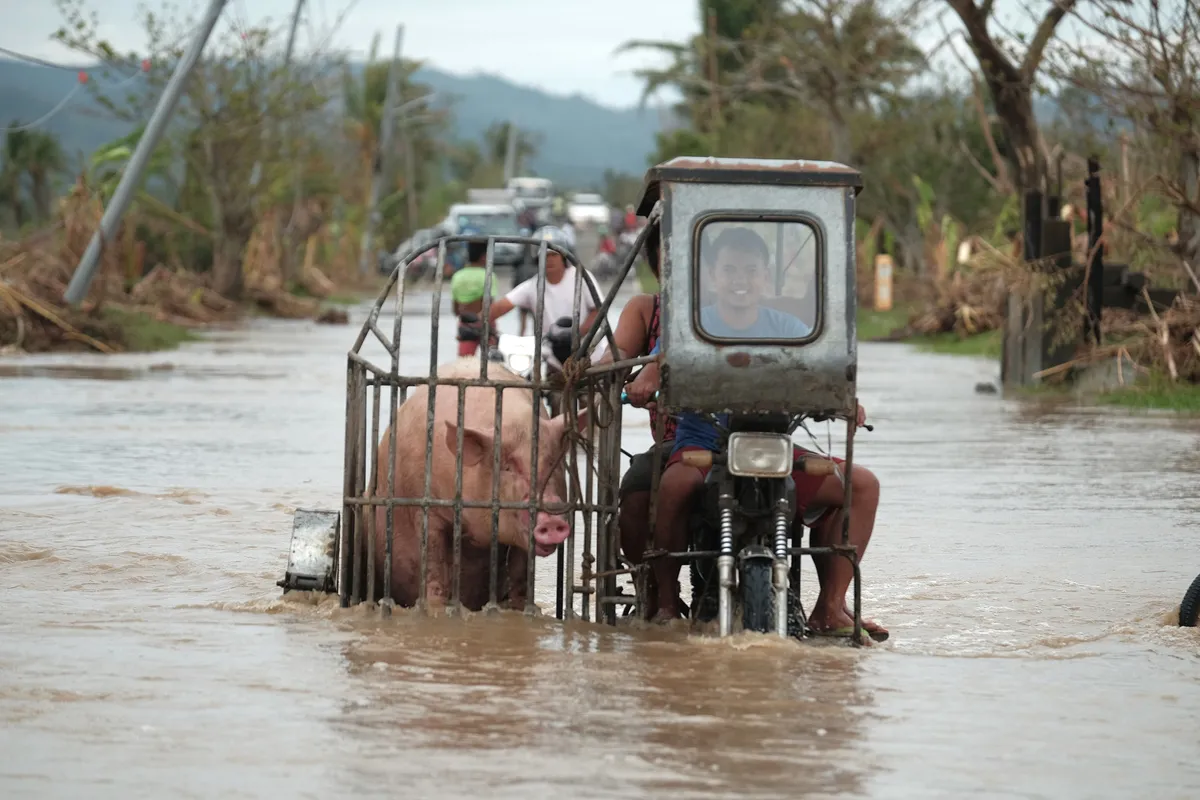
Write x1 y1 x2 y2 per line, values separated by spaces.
502 119 518 183
279 0 307 283
64 0 228 306
401 123 418 236
358 24 404 277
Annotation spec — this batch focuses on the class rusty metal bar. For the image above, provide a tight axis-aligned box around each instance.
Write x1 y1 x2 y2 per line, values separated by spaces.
419 242 447 613
382 386 398 612
600 377 623 624
488 386 504 609
577 202 661 355
366 381 381 604
352 357 655 388
340 358 358 607
451 384 466 613
351 270 401 353
352 365 368 605
479 239 497 381
368 320 395 356
345 496 617 513
562 383 579 621
580 389 597 623
524 242 548 614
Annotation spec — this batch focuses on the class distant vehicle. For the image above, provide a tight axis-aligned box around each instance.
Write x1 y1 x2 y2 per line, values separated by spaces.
386 227 439 277
506 177 554 210
442 203 525 266
466 187 516 206
567 192 610 226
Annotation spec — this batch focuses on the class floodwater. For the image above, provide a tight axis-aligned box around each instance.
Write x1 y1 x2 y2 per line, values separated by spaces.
2 279 1200 800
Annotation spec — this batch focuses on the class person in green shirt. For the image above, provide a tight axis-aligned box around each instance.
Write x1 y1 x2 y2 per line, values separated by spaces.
451 233 501 356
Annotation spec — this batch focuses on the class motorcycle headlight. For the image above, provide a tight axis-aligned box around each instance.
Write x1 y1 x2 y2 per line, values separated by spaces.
727 433 793 478
507 353 533 374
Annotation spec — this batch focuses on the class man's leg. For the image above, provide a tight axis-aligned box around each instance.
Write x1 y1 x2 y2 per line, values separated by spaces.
794 456 882 636
650 457 706 621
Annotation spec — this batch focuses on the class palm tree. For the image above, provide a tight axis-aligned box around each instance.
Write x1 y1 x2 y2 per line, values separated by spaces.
21 130 64 221
1 128 32 228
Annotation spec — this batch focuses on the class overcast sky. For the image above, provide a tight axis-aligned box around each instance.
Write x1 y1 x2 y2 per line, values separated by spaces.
2 1 1094 108
2 0 705 108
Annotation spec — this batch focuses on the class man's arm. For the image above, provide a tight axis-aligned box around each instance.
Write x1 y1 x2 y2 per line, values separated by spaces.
595 294 653 365
487 296 515 324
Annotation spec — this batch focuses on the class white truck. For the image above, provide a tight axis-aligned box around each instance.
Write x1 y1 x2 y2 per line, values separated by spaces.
466 187 516 206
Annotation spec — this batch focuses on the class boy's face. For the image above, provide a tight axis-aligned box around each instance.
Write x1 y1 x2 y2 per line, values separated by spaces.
709 245 769 310
544 251 566 283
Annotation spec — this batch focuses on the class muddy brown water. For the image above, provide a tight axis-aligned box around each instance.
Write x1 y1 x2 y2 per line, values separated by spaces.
3 283 1200 799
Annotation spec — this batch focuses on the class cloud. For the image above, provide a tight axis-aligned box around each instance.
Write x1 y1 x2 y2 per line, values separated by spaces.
1 0 700 108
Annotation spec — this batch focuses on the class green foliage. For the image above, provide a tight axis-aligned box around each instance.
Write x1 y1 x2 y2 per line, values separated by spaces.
100 307 197 351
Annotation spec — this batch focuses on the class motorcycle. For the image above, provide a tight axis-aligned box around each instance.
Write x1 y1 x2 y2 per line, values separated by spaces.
620 390 874 639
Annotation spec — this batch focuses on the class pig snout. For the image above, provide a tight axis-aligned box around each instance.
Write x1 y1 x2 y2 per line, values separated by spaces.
533 512 570 557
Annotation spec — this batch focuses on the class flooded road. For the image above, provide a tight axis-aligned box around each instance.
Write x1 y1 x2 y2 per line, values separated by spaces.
3 282 1200 799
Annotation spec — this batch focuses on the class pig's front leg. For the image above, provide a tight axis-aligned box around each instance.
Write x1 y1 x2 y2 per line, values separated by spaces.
422 524 453 610
504 547 530 610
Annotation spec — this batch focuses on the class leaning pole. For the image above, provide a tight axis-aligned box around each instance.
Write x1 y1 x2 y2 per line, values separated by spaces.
63 0 229 307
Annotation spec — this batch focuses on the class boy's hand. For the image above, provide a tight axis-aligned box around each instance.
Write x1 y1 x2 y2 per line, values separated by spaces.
856 403 867 427
625 366 660 408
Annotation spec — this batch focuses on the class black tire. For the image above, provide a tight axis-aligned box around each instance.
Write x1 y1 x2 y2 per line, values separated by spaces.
740 558 775 633
689 515 720 623
1180 572 1200 626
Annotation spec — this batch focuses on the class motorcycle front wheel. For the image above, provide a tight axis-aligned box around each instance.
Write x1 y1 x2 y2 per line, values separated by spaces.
740 558 775 634
1180 572 1200 626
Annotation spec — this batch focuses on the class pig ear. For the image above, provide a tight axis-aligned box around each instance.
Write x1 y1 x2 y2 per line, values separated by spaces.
444 421 493 467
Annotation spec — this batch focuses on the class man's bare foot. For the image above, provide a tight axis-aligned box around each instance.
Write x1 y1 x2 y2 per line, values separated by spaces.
808 607 888 642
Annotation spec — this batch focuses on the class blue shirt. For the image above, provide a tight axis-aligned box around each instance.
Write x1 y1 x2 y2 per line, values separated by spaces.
649 305 810 454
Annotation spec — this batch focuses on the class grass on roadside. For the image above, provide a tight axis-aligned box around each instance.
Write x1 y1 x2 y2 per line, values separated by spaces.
856 304 912 341
1093 372 1200 412
911 329 1002 359
101 307 197 352
856 304 1000 359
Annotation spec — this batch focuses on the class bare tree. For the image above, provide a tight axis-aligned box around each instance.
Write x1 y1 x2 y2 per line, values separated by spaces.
943 0 1082 194
1054 0 1200 267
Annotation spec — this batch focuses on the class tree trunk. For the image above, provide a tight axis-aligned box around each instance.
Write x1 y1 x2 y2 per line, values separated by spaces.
29 169 51 221
983 74 1045 196
211 225 251 299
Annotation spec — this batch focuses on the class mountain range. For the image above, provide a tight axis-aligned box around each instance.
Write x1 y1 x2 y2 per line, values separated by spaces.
0 58 668 187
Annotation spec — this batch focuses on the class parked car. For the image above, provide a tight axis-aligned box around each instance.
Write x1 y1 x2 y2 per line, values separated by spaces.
386 228 439 277
567 192 610 226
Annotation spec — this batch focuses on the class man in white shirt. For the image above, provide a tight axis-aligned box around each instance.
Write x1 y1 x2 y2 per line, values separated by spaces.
487 226 607 369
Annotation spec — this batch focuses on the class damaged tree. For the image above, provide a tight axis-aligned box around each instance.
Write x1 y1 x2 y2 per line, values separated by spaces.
1054 0 1200 270
53 0 333 300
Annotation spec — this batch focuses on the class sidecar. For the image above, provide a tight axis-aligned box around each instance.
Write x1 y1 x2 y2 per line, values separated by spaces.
277 156 872 643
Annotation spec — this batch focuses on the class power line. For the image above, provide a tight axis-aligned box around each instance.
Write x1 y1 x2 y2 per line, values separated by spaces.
0 59 150 135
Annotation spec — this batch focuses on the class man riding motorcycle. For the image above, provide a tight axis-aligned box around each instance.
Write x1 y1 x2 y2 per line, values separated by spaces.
623 225 887 641
486 226 605 372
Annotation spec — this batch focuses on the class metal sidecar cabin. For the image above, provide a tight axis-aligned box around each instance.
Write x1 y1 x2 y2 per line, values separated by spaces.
279 155 872 635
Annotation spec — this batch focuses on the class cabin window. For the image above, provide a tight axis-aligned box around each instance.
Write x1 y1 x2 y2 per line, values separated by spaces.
692 216 822 343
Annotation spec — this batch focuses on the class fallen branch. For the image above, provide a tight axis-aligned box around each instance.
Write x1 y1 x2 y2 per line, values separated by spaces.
0 280 117 354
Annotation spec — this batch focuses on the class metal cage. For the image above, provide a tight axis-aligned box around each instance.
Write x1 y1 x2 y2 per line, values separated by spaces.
327 226 658 622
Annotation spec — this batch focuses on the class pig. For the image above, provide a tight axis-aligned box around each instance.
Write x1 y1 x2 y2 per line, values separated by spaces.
372 356 586 611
